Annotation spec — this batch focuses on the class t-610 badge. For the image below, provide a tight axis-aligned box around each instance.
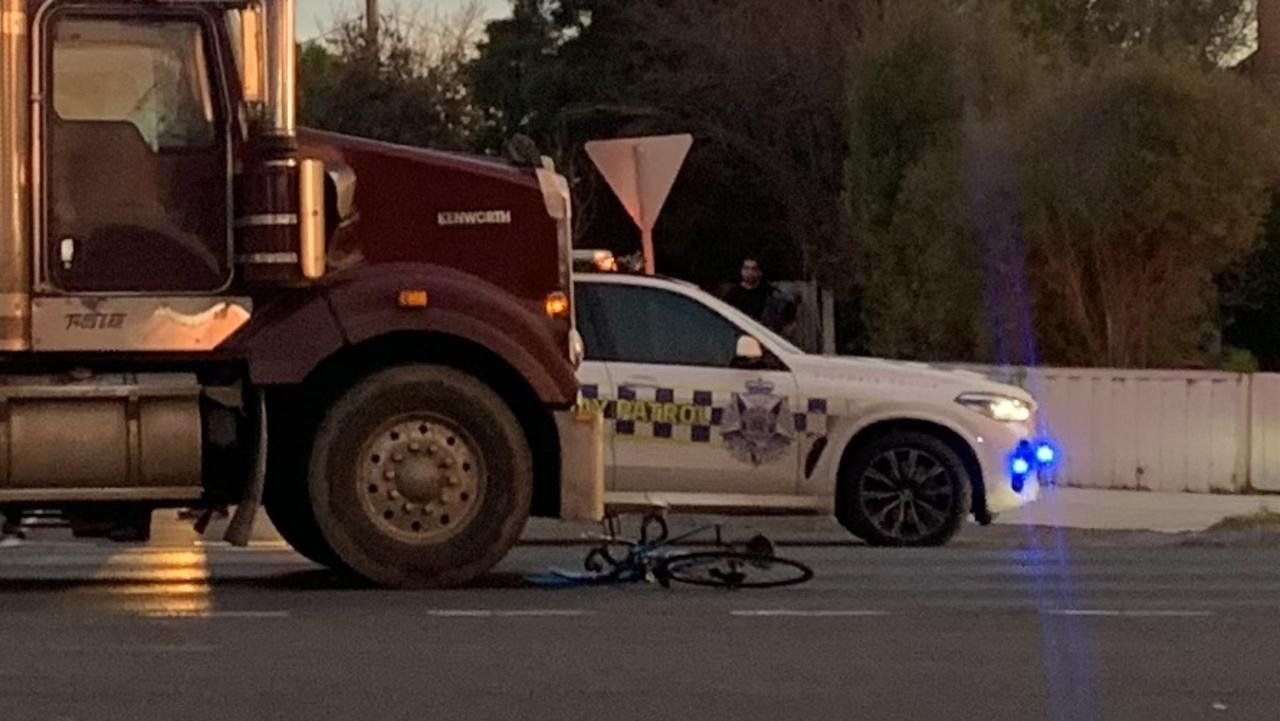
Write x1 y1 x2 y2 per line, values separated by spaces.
721 379 796 465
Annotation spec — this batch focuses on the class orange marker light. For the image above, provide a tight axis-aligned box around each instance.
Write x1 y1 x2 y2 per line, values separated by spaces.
544 291 570 319
398 290 429 308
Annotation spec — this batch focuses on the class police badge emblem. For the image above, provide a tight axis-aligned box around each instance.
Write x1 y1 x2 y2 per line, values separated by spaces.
720 379 796 465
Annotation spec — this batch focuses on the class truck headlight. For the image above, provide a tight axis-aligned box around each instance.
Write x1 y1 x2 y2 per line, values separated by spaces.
956 393 1032 423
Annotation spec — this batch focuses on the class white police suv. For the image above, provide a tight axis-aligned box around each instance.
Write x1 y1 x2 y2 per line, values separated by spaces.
573 271 1051 546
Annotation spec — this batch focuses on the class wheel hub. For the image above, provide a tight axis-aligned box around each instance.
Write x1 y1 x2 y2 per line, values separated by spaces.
359 417 484 544
859 447 954 543
394 454 444 503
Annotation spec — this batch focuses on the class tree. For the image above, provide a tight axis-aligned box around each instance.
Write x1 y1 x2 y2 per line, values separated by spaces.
1014 53 1280 367
470 1 667 245
1008 0 1254 66
851 5 1278 368
470 0 841 283
861 145 990 360
470 0 648 150
299 3 485 150
850 4 1037 361
624 0 881 284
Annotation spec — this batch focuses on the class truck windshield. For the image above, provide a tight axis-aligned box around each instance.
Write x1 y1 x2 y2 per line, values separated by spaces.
52 18 215 152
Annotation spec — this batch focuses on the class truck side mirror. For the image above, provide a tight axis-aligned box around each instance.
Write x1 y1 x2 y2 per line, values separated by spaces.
736 336 764 361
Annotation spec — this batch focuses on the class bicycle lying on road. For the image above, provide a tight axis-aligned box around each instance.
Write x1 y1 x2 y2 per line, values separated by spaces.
527 510 814 589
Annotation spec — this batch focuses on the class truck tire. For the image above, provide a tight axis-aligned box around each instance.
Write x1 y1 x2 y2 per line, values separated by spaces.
263 466 343 569
308 365 533 587
835 431 972 547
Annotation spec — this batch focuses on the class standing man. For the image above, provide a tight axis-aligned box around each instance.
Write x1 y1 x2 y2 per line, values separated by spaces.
724 256 772 322
724 256 797 334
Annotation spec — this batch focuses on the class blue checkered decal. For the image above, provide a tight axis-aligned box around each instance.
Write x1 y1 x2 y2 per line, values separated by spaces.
574 384 832 443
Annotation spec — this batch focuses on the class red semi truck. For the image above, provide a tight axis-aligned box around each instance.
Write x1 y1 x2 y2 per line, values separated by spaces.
0 0 601 586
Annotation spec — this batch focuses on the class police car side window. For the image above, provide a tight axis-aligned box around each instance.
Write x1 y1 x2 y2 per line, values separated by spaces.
573 283 615 360
580 284 742 367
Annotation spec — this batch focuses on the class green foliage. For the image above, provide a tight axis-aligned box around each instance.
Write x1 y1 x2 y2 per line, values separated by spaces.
850 5 1279 367
470 0 648 151
1008 0 1253 66
860 145 990 360
1222 347 1261 373
1222 196 1280 370
299 12 480 150
1015 54 1280 367
470 0 860 287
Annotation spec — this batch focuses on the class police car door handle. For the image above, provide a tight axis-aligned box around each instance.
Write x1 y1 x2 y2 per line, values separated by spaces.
622 374 660 388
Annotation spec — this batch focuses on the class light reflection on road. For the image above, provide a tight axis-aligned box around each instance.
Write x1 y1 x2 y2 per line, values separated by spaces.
85 549 214 618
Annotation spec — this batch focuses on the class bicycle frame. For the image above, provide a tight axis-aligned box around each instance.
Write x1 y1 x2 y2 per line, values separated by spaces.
526 510 811 590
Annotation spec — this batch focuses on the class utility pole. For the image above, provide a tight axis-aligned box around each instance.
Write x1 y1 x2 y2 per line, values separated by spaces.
365 0 379 53
1259 0 1280 78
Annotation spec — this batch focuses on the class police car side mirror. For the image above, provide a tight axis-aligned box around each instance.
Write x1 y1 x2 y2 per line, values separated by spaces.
736 336 764 361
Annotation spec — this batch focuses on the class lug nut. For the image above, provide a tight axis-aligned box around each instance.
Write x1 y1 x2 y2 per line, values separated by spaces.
403 502 417 512
388 489 401 501
384 470 397 480
409 442 421 453
393 453 405 463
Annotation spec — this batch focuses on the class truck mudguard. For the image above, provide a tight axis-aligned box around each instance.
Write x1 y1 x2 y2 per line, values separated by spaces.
226 263 577 406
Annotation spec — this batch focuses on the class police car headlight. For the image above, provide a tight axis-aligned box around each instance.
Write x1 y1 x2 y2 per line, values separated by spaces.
956 393 1032 423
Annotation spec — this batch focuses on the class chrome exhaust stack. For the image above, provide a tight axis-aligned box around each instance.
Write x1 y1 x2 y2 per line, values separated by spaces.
262 0 297 143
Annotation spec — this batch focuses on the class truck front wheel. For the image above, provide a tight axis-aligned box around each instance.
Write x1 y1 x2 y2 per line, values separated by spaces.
308 365 533 587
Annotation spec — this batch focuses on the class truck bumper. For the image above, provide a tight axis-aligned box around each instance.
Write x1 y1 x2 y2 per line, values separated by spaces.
553 410 605 522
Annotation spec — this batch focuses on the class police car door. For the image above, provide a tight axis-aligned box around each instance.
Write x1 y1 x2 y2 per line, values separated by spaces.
574 280 800 495
573 352 617 490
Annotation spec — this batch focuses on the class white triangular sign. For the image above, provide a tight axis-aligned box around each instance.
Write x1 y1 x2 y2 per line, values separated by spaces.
586 134 693 232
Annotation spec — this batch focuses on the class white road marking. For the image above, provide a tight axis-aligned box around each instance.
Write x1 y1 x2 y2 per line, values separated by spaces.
426 609 591 618
47 644 218 654
192 541 293 550
1045 610 1213 618
730 610 889 618
142 610 291 619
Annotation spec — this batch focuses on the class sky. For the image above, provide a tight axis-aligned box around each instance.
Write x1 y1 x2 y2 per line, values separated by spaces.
298 0 509 39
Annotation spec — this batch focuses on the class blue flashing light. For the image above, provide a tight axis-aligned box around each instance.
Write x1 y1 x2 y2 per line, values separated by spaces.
1035 443 1056 465
1011 458 1031 476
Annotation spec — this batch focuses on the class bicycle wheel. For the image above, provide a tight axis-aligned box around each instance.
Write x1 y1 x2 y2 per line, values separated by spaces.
658 551 814 589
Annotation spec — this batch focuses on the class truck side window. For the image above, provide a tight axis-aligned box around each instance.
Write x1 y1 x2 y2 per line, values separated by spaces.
576 284 742 368
52 18 216 153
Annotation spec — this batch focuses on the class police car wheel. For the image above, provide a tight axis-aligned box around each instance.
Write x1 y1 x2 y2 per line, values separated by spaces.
836 431 972 547
308 364 533 588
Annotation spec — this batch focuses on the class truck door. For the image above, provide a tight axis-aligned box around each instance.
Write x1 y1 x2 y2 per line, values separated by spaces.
41 11 231 294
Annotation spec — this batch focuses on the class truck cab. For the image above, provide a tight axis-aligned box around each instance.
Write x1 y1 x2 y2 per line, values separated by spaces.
0 0 598 586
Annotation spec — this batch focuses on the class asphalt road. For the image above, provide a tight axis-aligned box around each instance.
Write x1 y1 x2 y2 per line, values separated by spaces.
1 527 1278 721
